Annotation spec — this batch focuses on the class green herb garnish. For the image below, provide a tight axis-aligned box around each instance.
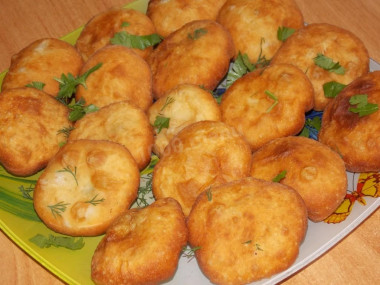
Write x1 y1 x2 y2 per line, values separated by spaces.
29 234 84 250
188 28 208 40
255 243 264 251
67 98 98 121
225 38 270 88
277 26 295 41
136 173 154 207
206 187 212 201
85 194 105 206
48 201 70 218
153 97 175 133
265 90 279 113
121 21 130 28
313 53 345 74
242 240 252 244
182 245 201 260
323 81 347 98
299 116 321 137
55 63 102 104
18 184 35 200
110 31 162 50
349 94 378 117
57 166 78 185
25 81 45 90
272 170 287 182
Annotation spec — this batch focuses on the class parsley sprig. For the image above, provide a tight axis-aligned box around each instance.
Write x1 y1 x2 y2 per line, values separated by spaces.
111 31 162 50
153 97 175 133
323 81 346 98
299 116 322 138
272 170 287 182
188 28 208 40
25 81 45 90
277 26 295 41
313 53 345 74
225 38 270 87
349 94 378 117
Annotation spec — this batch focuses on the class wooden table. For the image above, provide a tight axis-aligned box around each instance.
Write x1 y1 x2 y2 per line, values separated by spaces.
0 0 379 284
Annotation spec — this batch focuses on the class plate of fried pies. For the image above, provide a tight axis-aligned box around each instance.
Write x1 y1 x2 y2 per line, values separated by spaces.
0 0 379 284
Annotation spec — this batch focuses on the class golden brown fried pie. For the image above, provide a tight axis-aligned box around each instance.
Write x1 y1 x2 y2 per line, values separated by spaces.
147 0 227 38
75 45 152 111
271 23 369 110
76 8 157 61
2 38 83 96
217 0 304 60
187 177 308 284
69 101 153 170
153 120 252 216
319 71 380 172
250 136 347 222
147 19 234 99
91 197 188 285
147 84 221 157
33 140 140 236
221 63 314 151
0 87 71 176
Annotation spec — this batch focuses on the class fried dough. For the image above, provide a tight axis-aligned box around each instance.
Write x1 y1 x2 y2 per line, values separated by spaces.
319 71 380 172
147 0 227 37
33 140 140 236
91 197 188 285
75 45 152 111
147 84 221 157
76 8 157 61
221 63 314 151
187 177 308 284
69 101 153 170
2 38 83 96
0 87 71 176
271 23 369 110
217 0 304 60
147 20 234 99
153 120 252 216
250 136 347 222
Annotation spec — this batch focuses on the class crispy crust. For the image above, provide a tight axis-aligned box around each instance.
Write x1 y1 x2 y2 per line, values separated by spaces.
33 140 140 236
91 197 188 285
153 121 252 216
319 71 380 172
69 101 154 170
75 45 152 111
250 136 347 222
76 8 157 61
271 23 369 110
147 0 227 37
221 63 314 151
147 19 234 99
217 0 304 60
0 87 72 176
147 84 221 157
187 177 308 284
2 38 83 96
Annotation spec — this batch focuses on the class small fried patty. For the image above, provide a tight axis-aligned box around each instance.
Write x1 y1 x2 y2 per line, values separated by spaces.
271 23 369 110
187 177 308 284
147 0 227 37
75 45 152 111
221 63 314 151
217 0 304 60
147 84 221 157
33 140 140 236
91 197 188 285
147 19 234 99
2 38 83 96
153 120 252 216
69 101 153 170
76 8 157 61
250 136 347 222
319 71 380 172
0 87 71 176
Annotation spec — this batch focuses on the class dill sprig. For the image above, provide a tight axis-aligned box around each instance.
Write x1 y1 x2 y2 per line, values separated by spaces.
85 194 105 206
18 184 35 200
136 173 154 207
57 166 78 185
182 245 201 261
48 201 70 218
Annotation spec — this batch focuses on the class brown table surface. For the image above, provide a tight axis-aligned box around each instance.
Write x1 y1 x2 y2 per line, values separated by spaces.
0 0 379 284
